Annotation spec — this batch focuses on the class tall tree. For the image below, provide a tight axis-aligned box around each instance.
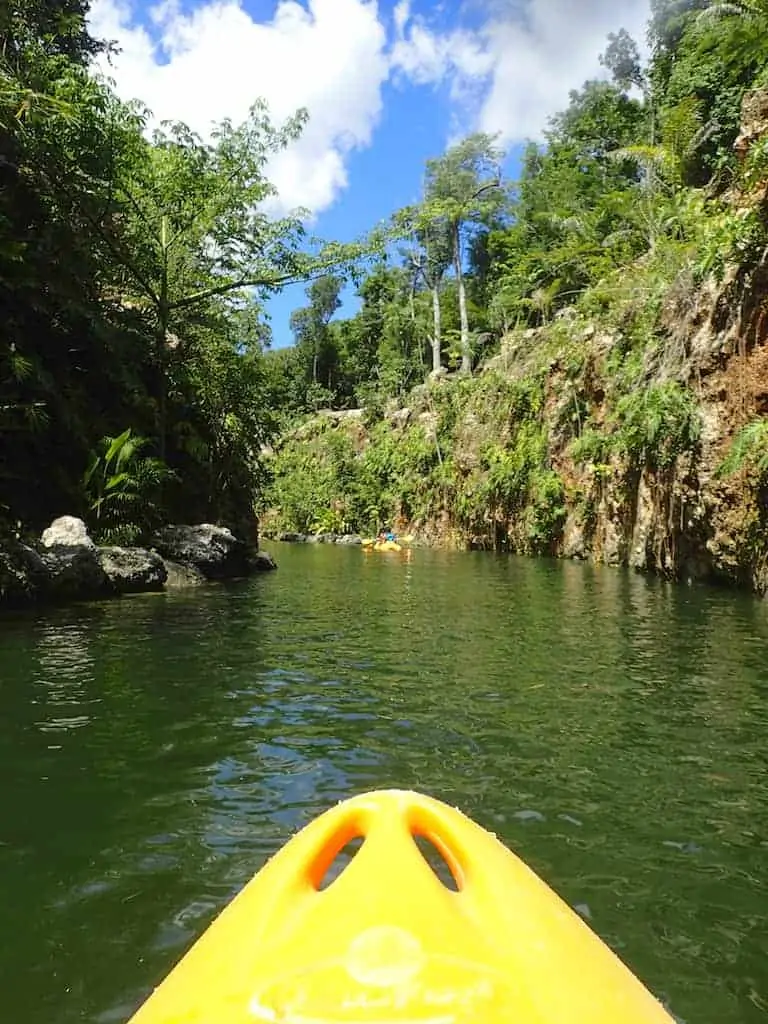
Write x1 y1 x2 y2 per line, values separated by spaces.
600 28 645 93
289 273 344 406
424 133 505 373
394 205 453 373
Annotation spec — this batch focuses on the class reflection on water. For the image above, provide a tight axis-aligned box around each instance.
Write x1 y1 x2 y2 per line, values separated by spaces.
1 546 767 1023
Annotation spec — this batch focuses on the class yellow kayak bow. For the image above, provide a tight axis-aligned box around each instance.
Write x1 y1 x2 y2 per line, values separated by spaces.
127 789 674 1024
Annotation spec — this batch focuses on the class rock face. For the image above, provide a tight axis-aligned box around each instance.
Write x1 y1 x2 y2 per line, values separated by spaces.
151 523 250 579
97 546 168 593
734 87 768 162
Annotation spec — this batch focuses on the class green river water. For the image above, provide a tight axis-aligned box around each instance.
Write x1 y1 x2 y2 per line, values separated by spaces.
1 543 767 1023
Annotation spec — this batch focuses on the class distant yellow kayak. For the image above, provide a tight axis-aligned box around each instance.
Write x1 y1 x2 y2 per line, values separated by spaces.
374 539 402 552
127 789 673 1024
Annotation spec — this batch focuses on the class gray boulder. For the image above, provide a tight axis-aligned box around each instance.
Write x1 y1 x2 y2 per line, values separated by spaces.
151 523 249 579
37 515 112 601
249 550 278 572
0 540 49 604
39 545 113 601
98 546 167 594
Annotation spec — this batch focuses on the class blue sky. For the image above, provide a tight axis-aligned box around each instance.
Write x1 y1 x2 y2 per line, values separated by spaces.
88 0 652 347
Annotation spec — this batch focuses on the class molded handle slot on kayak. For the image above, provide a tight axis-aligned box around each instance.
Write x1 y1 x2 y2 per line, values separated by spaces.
316 835 364 890
413 833 461 891
306 811 368 891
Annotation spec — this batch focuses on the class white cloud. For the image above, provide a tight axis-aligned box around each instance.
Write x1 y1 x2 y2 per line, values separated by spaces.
393 0 410 36
390 0 651 145
88 0 653 220
88 0 388 218
390 7 493 90
477 0 651 143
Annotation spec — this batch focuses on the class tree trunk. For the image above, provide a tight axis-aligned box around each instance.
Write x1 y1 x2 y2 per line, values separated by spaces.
158 215 169 461
453 226 471 374
431 285 442 373
157 319 167 462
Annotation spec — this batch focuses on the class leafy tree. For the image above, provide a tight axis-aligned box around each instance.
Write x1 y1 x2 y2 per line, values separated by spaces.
600 28 645 93
0 0 375 535
289 274 344 406
424 133 505 372
656 7 768 183
393 205 453 373
103 102 335 454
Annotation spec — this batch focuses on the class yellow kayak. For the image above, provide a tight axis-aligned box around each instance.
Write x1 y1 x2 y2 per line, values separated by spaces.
362 536 411 552
127 789 674 1024
374 540 402 552
362 539 403 552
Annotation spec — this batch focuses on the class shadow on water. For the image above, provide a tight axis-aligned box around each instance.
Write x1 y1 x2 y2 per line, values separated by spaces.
1 545 767 1022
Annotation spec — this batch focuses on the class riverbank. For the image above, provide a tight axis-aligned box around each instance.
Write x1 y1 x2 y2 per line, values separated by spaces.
0 516 276 609
261 530 364 545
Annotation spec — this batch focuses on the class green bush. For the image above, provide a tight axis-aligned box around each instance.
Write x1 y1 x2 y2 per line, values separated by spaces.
612 380 701 470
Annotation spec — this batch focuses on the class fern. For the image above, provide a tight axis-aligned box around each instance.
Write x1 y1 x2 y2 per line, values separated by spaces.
83 429 176 541
716 419 768 478
613 382 701 469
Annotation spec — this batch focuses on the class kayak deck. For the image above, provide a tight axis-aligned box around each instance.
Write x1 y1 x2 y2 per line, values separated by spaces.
127 789 674 1023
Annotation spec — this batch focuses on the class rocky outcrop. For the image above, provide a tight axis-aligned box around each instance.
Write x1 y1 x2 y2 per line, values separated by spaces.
97 546 167 593
0 516 277 609
0 540 51 605
151 523 251 579
39 516 113 601
260 529 364 545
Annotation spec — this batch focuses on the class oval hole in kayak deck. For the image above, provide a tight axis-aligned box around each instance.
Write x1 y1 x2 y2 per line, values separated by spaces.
316 836 365 890
413 834 460 891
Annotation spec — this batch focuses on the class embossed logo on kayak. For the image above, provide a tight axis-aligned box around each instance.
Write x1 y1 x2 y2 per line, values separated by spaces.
247 924 514 1022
